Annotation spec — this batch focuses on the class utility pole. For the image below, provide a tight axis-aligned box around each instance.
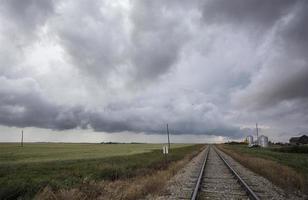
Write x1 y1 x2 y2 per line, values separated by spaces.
167 124 170 149
21 130 23 147
256 123 259 138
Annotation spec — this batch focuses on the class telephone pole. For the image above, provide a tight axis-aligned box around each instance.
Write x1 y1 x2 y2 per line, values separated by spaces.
256 123 259 138
167 124 170 149
21 130 23 147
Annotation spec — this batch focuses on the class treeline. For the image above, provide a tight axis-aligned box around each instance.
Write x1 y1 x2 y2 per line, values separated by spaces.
100 142 145 144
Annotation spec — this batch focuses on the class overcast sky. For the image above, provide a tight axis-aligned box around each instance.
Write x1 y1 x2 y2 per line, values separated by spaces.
0 0 308 143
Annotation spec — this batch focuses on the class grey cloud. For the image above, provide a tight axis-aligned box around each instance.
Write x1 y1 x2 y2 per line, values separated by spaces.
130 0 193 81
52 0 197 84
0 0 55 82
51 0 129 79
264 67 308 103
233 64 308 110
1 0 308 142
0 0 54 41
202 0 295 30
0 76 244 138
280 1 308 57
201 0 308 137
231 1 308 110
0 77 86 130
87 97 244 138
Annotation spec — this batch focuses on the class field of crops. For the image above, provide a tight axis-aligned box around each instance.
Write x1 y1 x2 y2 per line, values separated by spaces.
0 143 203 199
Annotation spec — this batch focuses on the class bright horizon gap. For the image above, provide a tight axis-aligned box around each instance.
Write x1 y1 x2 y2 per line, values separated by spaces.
0 125 294 144
0 126 230 144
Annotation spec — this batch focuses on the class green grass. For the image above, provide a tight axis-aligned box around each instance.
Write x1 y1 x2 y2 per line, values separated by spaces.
271 145 308 154
0 143 203 199
0 143 190 163
219 144 308 194
222 144 308 175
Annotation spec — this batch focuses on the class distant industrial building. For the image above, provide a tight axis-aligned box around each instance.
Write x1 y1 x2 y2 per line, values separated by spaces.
246 123 269 148
258 135 268 147
246 135 269 148
247 135 253 146
289 135 308 145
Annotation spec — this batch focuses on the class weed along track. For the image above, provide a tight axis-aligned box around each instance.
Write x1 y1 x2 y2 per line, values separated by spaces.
191 145 260 200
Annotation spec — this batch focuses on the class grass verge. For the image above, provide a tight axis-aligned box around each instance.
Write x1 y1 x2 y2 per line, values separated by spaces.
0 143 190 163
0 144 204 199
35 147 202 200
271 145 308 154
217 144 308 195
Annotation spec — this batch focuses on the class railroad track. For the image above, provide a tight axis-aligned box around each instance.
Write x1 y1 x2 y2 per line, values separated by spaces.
191 145 260 200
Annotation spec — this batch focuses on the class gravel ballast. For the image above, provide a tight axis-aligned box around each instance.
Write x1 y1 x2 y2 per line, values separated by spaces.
150 145 306 200
148 146 208 200
215 146 305 200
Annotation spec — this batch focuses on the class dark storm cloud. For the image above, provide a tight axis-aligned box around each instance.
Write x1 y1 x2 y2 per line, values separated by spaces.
202 0 295 30
0 0 54 40
130 0 192 81
87 101 243 137
0 0 55 80
230 0 308 110
239 66 308 109
51 0 129 79
218 0 308 138
1 0 308 141
280 1 308 57
0 77 243 137
51 0 196 83
0 77 86 130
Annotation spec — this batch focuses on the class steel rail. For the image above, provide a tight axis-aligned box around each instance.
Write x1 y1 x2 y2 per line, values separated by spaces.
214 146 260 200
191 146 209 200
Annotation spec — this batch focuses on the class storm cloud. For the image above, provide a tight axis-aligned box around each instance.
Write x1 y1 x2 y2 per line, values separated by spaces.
0 0 308 141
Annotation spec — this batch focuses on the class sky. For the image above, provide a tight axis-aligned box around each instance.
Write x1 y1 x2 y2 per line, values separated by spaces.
0 0 308 143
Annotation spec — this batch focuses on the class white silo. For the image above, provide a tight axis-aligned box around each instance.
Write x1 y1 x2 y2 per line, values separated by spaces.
247 135 254 146
258 135 268 147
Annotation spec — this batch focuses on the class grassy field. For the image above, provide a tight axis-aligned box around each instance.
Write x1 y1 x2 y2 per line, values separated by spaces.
0 143 203 199
271 145 308 154
220 144 308 174
218 144 308 194
0 143 190 163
